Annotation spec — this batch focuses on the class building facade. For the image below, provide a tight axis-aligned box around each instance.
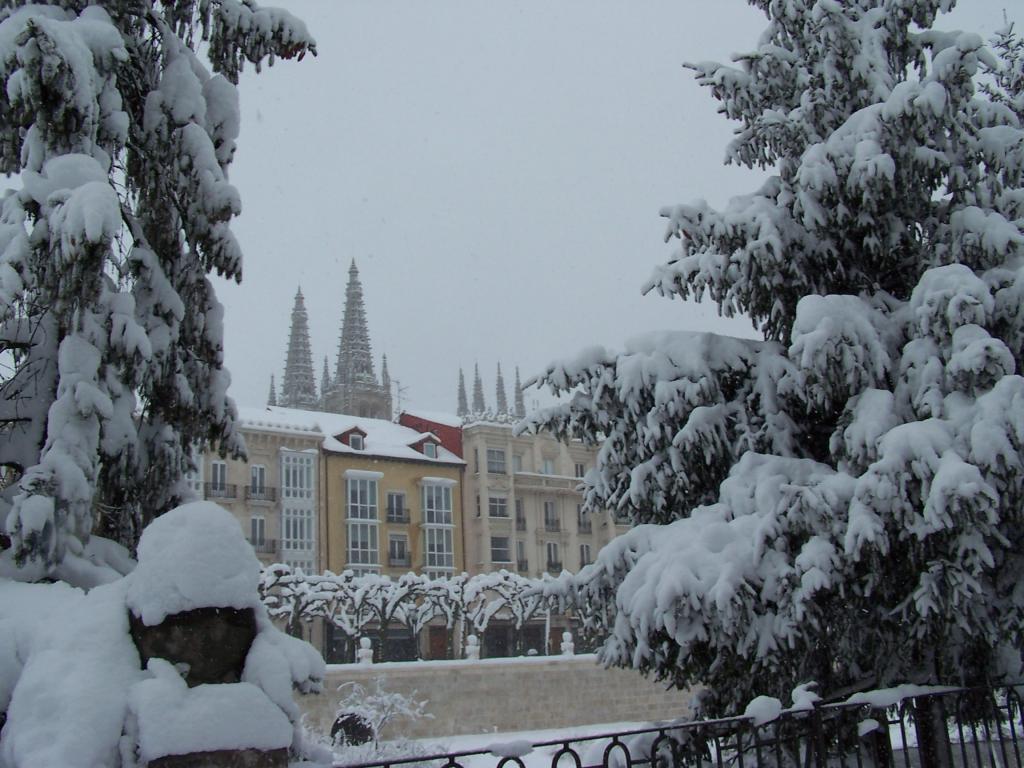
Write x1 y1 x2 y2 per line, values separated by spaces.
190 408 322 573
459 420 628 578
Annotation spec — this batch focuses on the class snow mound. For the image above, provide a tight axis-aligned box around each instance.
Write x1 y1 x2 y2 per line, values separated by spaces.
128 658 292 763
126 501 261 625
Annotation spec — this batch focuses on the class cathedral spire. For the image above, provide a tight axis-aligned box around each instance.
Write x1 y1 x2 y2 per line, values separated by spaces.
268 374 277 407
280 287 318 410
457 368 468 417
514 366 526 418
495 363 508 414
472 363 486 413
381 353 390 389
334 260 376 393
324 260 392 419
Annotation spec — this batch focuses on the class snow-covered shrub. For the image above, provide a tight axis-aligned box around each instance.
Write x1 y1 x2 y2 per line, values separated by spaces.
327 678 432 767
0 0 315 574
525 4 1024 717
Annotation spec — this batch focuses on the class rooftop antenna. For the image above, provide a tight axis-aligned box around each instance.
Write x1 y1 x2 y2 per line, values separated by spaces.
392 378 410 416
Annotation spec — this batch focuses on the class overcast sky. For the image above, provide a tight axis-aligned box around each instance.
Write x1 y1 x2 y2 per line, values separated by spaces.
220 0 1022 416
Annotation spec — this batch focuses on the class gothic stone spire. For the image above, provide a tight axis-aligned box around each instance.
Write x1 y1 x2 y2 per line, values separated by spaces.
514 366 526 418
280 287 318 409
472 363 486 414
335 259 377 392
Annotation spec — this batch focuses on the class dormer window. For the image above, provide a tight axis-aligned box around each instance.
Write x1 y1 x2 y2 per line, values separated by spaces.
423 442 437 458
350 434 364 450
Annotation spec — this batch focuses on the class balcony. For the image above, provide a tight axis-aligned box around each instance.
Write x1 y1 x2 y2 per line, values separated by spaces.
205 482 237 500
544 519 561 533
245 486 277 503
387 510 410 524
578 519 592 534
248 537 277 555
516 560 529 574
388 553 411 567
546 561 563 574
515 516 527 532
514 472 579 493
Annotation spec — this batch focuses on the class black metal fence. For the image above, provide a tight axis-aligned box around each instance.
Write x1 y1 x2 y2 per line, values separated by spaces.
334 686 1023 768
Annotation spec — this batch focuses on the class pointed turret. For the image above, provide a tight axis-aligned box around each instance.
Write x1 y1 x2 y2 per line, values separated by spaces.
457 368 469 417
268 375 278 407
472 363 486 414
381 354 391 389
495 363 508 414
514 366 526 418
280 288 318 410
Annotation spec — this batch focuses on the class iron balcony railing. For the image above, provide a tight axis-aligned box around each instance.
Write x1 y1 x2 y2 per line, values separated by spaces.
204 482 237 499
546 560 562 573
388 553 410 567
248 538 277 554
578 519 593 533
544 519 561 532
515 516 527 531
386 509 410 524
333 685 1024 768
516 560 529 573
245 486 277 502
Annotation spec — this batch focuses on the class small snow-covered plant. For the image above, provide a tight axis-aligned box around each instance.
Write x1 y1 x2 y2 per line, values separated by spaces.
333 677 432 750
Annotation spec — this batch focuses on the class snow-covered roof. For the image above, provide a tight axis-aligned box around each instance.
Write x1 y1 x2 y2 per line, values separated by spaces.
236 406 464 465
400 409 462 428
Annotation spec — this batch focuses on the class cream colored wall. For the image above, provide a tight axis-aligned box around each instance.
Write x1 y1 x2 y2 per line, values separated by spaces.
321 452 465 576
299 656 694 740
199 427 321 569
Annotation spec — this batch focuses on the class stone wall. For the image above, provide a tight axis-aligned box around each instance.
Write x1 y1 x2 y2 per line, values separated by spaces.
299 655 694 740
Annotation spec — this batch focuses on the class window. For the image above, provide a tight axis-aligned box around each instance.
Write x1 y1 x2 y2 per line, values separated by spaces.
281 453 314 500
579 543 592 566
544 500 559 531
424 527 454 571
512 453 523 473
515 498 525 530
490 536 511 563
574 462 586 478
347 476 379 569
387 491 407 522
211 461 226 491
474 448 479 474
488 496 508 518
250 516 265 546
423 442 437 458
423 483 452 525
388 534 409 566
516 540 527 569
282 508 314 552
350 434 364 450
348 477 378 520
250 464 266 494
486 448 506 474
422 481 454 574
577 503 591 532
546 541 560 571
541 457 555 475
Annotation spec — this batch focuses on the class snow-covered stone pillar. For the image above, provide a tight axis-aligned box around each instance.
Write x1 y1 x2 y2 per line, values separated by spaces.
560 631 575 656
464 634 480 660
356 636 374 665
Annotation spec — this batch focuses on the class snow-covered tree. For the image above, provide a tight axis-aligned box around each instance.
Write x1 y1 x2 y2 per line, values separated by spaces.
0 1 315 572
527 3 1024 716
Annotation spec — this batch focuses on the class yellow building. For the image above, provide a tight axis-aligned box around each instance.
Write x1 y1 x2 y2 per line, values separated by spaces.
317 416 465 577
